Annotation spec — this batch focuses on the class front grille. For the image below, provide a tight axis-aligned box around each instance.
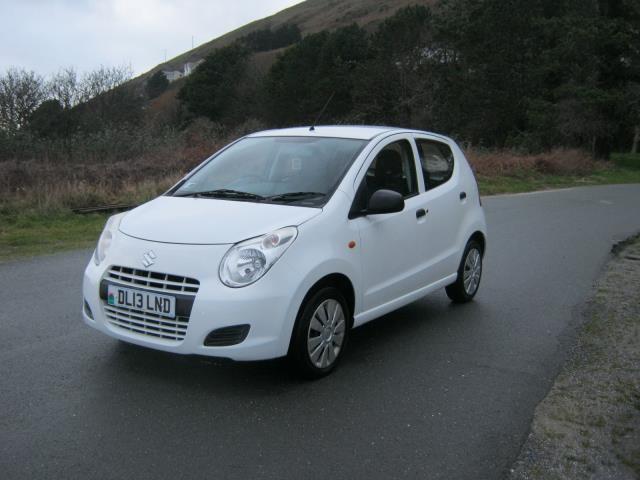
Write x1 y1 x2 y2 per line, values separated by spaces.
104 304 189 341
107 266 200 295
101 266 199 342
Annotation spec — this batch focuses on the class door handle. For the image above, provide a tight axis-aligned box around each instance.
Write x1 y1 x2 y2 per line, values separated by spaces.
416 208 427 219
459 192 467 201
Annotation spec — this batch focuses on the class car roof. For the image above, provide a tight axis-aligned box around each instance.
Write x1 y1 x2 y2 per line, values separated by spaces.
248 125 437 141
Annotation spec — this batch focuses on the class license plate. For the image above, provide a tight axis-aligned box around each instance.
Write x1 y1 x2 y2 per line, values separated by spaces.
107 285 176 318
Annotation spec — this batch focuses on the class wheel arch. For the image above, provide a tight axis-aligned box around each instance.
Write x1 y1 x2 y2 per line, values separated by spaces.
297 273 355 326
469 230 486 255
286 272 356 356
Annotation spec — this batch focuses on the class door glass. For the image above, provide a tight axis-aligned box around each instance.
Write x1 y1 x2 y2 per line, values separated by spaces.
354 139 418 212
416 139 454 190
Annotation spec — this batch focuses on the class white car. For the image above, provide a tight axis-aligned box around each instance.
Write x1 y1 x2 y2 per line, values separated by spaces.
83 126 487 377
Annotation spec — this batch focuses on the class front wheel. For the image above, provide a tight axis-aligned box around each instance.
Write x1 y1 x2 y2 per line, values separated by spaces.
445 240 483 303
288 287 350 379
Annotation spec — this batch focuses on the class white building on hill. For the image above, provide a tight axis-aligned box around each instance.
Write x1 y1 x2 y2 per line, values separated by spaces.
162 70 183 82
184 60 204 76
162 59 205 83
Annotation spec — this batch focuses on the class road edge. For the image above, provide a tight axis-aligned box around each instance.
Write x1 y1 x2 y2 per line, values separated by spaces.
507 234 640 479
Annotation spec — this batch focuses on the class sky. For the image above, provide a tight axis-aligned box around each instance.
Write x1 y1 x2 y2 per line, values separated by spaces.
0 0 304 77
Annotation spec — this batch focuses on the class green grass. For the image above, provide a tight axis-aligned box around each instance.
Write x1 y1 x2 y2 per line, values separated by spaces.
0 211 108 263
478 166 640 196
1 164 640 263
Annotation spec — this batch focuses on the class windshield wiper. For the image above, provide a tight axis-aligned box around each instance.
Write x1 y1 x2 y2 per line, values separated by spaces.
267 192 326 203
175 189 265 201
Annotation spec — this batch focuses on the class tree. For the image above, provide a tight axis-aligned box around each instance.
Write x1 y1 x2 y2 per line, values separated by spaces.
352 6 433 127
0 68 46 134
28 99 66 138
521 0 640 155
48 67 81 109
78 64 133 102
177 44 251 123
75 64 142 130
264 24 369 126
427 0 544 146
146 70 169 99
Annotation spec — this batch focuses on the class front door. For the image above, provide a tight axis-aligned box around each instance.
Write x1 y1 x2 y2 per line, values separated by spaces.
351 136 424 313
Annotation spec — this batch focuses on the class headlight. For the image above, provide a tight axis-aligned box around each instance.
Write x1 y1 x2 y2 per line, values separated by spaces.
219 226 298 288
93 213 125 266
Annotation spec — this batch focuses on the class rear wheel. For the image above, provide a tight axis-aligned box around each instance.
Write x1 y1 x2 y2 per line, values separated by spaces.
445 240 483 303
289 287 350 379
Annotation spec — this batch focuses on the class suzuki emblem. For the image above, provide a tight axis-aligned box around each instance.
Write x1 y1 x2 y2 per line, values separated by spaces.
142 250 157 268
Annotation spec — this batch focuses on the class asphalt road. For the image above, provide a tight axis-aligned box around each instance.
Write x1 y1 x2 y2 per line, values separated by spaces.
1 184 640 480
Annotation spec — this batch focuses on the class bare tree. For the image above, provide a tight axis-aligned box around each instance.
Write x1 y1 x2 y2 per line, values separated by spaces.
0 68 46 133
75 64 138 127
47 65 133 111
78 64 133 103
48 67 81 109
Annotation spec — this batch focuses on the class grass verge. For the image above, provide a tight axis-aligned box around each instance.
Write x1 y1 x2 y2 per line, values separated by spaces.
1 165 639 263
0 211 107 263
509 237 640 479
478 166 640 196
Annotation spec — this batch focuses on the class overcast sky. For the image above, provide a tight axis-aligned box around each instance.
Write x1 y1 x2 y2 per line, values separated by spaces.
0 0 303 77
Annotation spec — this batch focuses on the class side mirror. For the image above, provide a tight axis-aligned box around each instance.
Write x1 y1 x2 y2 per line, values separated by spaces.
366 189 405 215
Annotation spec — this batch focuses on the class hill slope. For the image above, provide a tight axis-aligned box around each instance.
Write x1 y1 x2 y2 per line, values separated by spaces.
148 0 436 78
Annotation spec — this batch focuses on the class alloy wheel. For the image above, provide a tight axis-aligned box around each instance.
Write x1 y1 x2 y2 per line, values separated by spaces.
307 299 346 369
463 248 482 296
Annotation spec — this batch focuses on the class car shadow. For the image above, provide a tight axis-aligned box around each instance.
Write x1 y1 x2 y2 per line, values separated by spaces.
101 290 482 395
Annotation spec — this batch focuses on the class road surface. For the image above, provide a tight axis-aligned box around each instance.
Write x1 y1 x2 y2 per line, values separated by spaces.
1 184 639 479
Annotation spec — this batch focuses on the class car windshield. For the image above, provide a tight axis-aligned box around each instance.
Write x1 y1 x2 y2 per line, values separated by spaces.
172 136 366 206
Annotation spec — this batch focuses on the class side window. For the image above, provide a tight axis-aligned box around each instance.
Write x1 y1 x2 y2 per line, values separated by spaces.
416 139 454 190
351 139 418 214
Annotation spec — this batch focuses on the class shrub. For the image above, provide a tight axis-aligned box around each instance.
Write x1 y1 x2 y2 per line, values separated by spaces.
0 118 264 214
466 149 596 177
611 153 640 170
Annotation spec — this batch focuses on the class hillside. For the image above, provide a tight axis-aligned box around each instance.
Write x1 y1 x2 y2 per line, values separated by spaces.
145 0 436 79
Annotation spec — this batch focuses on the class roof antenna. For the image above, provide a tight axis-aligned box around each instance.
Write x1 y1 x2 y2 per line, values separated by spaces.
310 91 335 132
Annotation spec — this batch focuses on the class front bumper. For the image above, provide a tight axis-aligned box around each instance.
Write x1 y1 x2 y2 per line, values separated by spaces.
82 232 300 361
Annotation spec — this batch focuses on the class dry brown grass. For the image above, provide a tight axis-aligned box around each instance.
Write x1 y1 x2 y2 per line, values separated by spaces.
0 118 265 213
466 148 596 177
1 148 194 212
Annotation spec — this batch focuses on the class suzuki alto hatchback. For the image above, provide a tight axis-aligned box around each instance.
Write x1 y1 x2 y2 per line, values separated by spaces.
83 126 487 377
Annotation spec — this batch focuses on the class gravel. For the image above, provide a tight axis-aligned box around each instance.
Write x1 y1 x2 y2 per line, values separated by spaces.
509 237 640 479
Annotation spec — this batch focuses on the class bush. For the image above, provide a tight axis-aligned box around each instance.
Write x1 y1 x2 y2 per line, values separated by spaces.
0 118 264 213
466 149 596 177
611 153 640 170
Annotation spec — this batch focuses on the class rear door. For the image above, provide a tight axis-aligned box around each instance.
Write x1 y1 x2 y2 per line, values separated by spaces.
412 135 463 281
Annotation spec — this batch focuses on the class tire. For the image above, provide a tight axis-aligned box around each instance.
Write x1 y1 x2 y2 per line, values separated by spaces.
288 286 350 379
445 240 483 303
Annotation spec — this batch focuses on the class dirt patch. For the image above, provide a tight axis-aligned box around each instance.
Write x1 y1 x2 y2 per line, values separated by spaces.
509 237 640 479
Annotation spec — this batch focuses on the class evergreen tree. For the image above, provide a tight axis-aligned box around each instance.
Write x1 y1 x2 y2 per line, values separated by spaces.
146 70 169 99
264 24 368 126
178 44 251 123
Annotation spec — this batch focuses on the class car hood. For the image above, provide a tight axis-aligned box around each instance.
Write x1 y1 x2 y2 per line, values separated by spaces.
119 196 321 245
